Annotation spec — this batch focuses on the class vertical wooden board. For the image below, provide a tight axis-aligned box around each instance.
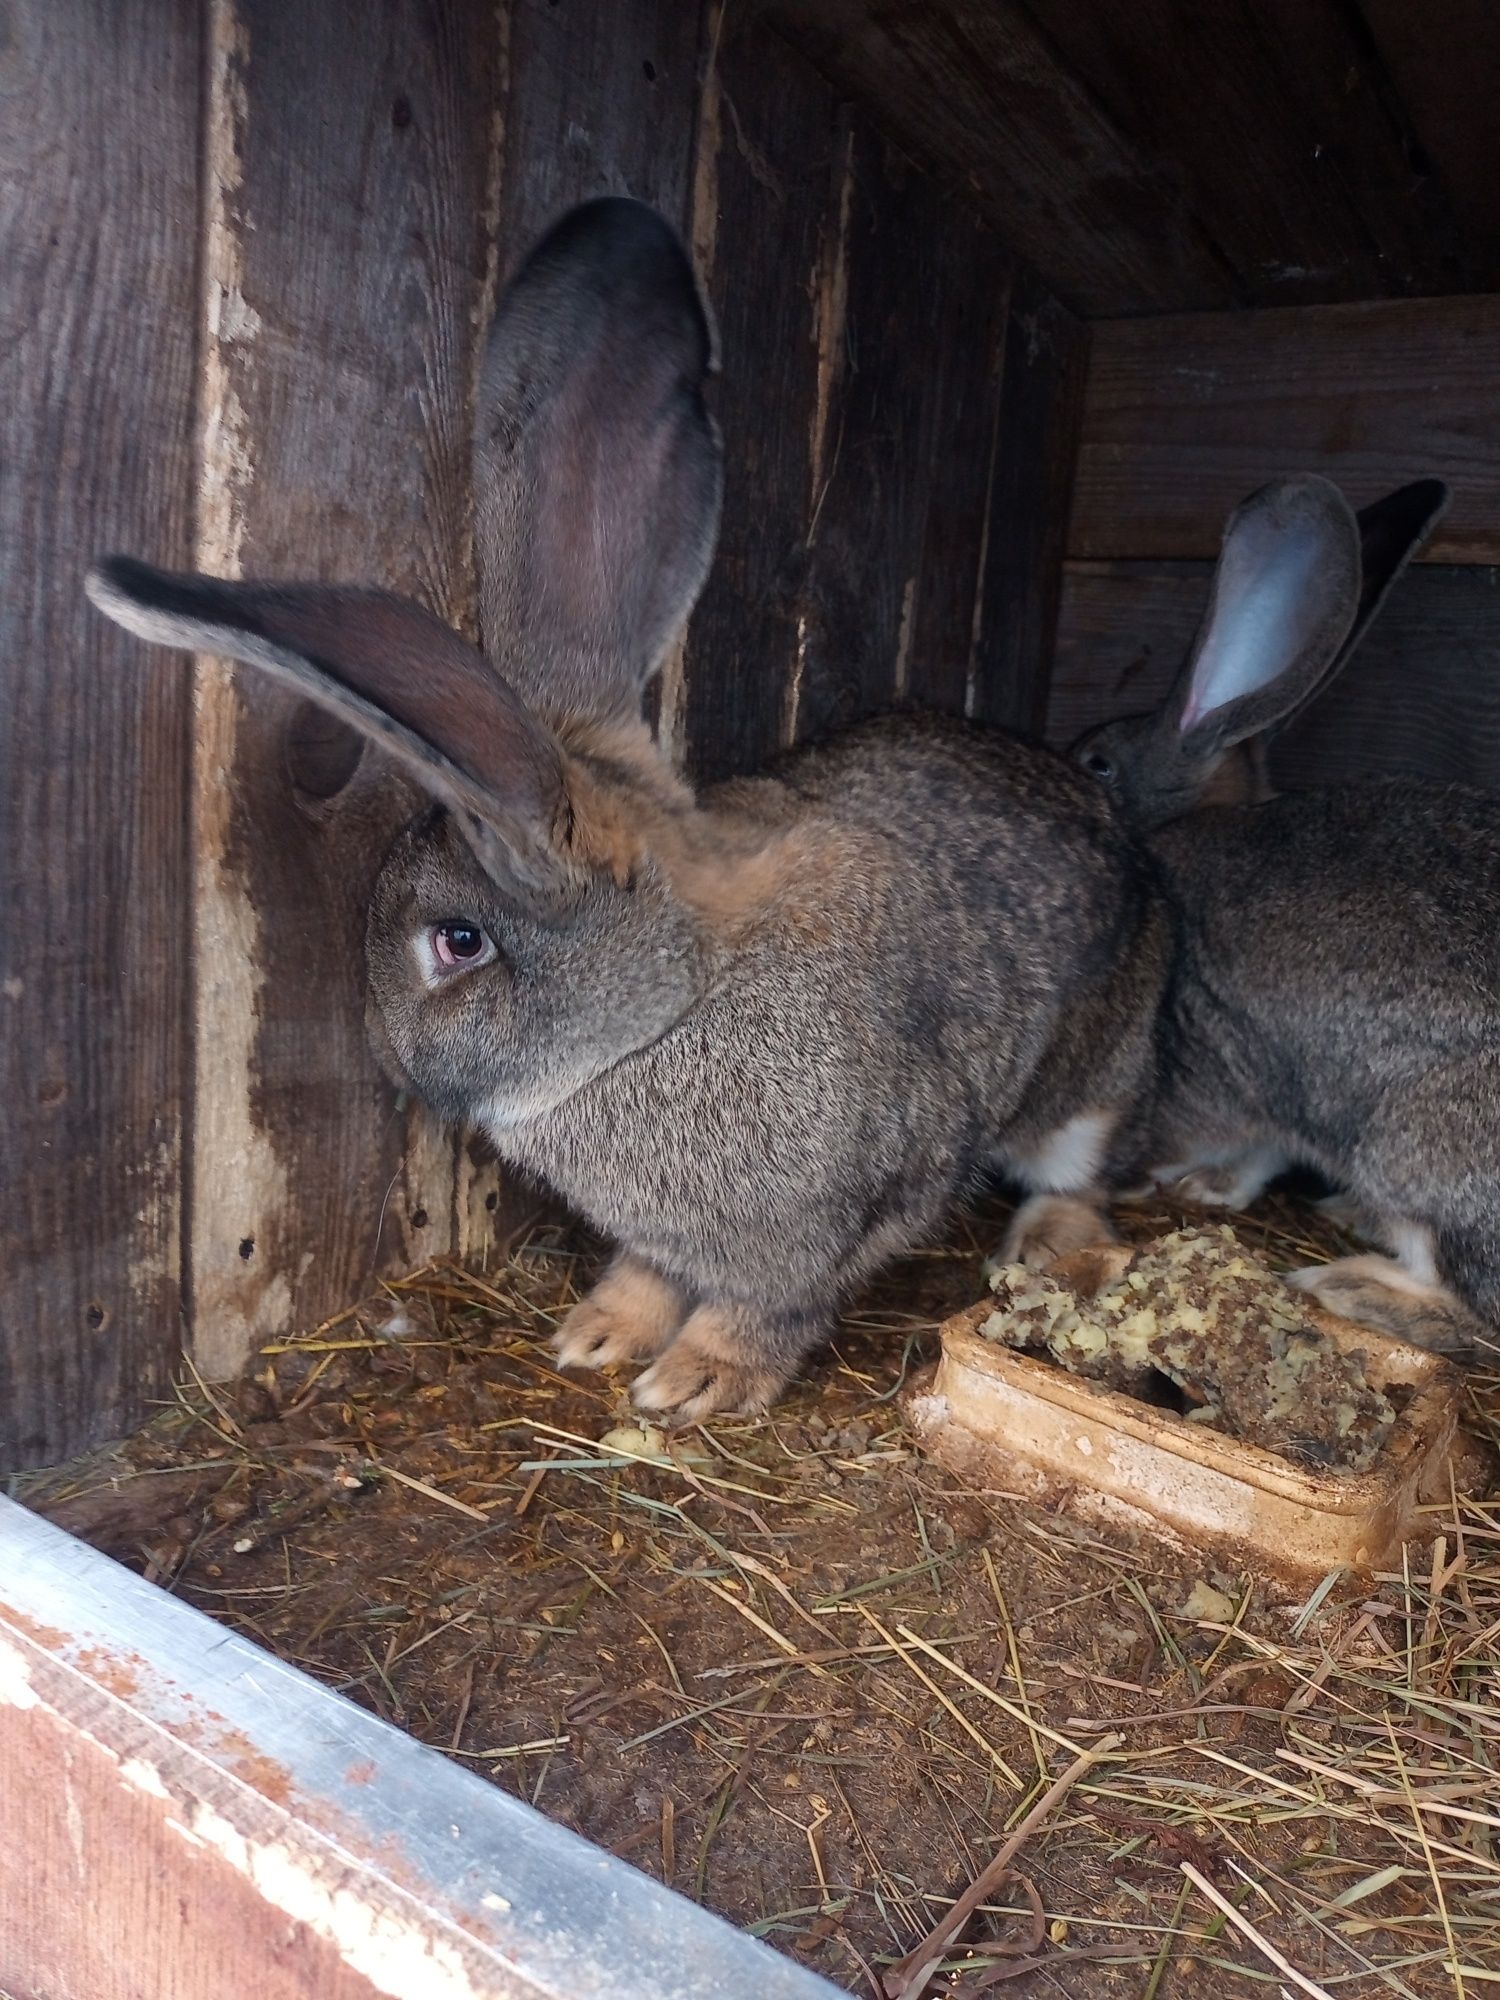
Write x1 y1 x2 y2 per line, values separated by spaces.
970 273 1089 737
1046 561 1202 749
674 15 840 780
498 0 704 244
910 219 1012 721
793 126 1009 738
195 0 503 1375
0 0 199 1467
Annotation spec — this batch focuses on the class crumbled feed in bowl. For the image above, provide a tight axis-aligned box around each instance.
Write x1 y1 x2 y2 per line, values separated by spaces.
985 1225 1396 1471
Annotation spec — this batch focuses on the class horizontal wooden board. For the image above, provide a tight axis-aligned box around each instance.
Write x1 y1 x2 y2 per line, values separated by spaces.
1071 296 1500 565
1049 558 1500 796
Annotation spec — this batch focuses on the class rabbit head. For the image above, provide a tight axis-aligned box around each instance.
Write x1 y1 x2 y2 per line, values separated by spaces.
1072 475 1449 831
88 198 725 1134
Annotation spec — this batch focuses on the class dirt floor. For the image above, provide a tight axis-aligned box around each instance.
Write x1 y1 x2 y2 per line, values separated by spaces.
14 1192 1500 1999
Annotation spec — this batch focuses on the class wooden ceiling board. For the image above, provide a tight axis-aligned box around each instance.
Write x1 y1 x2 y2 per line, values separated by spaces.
765 0 1499 315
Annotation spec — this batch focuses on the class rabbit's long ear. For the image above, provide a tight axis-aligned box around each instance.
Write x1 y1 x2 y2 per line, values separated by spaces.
475 197 722 725
86 557 570 894
1170 475 1362 760
1336 478 1449 669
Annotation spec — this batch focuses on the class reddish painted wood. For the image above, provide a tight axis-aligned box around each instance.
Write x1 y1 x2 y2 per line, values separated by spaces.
1049 558 1500 796
1 1497 835 2000
0 0 199 1468
1072 296 1500 567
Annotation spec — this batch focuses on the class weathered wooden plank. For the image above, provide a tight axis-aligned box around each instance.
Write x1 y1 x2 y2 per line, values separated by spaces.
1049 558 1500 795
970 273 1090 737
0 1497 839 2000
490 0 706 745
793 126 1010 738
194 0 503 1375
1025 0 1470 308
673 13 840 780
1359 0 1500 296
1071 296 1500 566
763 0 1236 316
0 0 199 1468
498 0 704 245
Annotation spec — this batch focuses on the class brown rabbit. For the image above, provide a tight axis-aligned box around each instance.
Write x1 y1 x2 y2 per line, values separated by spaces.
89 198 1166 1418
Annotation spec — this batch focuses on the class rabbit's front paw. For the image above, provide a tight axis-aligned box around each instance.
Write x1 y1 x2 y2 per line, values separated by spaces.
998 1194 1117 1271
553 1254 687 1371
631 1304 798 1421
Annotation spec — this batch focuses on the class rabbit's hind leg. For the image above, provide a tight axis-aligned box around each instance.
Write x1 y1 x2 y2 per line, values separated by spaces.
553 1251 691 1371
1288 1223 1490 1359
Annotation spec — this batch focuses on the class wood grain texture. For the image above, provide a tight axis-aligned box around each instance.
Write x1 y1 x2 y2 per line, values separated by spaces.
1049 558 1500 795
675 11 840 781
793 126 1011 737
0 0 199 1468
1072 296 1500 567
498 0 704 245
1358 0 1500 295
1025 0 1470 309
970 272 1089 736
194 0 502 1375
762 0 1234 317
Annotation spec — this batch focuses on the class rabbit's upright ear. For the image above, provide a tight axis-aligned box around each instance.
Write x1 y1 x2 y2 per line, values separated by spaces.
475 197 722 725
1170 475 1362 762
86 558 570 897
1337 478 1449 667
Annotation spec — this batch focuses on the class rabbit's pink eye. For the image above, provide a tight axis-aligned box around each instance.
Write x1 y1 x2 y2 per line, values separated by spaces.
431 924 491 969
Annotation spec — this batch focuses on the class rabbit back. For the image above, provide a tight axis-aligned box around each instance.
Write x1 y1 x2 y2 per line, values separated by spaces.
501 712 1165 1311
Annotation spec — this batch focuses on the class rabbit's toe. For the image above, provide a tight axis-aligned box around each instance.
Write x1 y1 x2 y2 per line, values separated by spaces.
631 1305 793 1420
1312 1192 1383 1245
1289 1254 1482 1356
1168 1144 1287 1209
552 1255 687 1371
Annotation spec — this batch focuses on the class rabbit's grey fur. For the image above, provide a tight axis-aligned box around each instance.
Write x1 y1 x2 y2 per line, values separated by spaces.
1144 780 1500 1356
88 198 1167 1417
1069 474 1493 1358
